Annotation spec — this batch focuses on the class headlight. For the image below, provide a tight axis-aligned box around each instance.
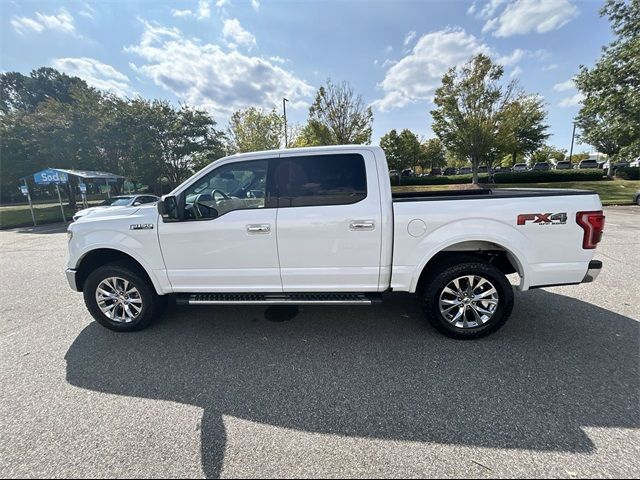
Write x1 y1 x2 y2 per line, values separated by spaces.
67 230 73 242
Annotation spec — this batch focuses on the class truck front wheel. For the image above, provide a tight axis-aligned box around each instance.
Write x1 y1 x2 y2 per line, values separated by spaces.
422 261 514 339
83 262 165 332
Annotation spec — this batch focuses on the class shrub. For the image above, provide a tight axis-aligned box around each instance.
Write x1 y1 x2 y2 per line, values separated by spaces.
615 166 639 180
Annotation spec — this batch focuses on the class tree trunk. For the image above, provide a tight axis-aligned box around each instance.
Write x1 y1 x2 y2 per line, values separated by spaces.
511 152 517 166
471 157 479 185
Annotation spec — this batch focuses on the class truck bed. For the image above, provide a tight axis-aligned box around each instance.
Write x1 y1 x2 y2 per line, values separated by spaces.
392 188 597 202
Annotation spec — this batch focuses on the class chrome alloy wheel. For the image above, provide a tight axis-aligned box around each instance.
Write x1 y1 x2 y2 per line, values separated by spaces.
95 277 143 323
438 275 499 329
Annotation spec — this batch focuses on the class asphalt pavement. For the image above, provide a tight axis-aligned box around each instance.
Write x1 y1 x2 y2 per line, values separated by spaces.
1 206 638 478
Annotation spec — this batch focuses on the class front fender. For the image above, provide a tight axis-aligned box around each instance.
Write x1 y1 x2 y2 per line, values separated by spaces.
68 212 172 295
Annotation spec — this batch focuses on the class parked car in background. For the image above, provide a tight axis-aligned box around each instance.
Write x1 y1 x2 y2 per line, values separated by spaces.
555 161 573 170
578 159 600 169
477 165 488 173
429 167 442 176
630 157 640 168
443 167 458 176
401 169 414 177
532 162 551 171
634 191 640 206
603 161 630 174
389 170 399 177
459 167 472 175
513 163 528 172
494 166 512 173
73 195 159 222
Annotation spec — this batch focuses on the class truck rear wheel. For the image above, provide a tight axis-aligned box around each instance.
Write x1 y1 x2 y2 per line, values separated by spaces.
422 260 514 339
83 262 165 332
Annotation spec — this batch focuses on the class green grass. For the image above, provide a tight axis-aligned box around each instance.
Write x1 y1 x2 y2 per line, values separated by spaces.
0 203 75 229
393 179 640 205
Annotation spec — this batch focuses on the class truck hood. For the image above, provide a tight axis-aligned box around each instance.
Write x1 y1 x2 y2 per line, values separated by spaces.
73 204 156 224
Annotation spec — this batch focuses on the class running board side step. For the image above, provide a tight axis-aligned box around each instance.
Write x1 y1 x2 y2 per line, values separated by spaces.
175 292 382 306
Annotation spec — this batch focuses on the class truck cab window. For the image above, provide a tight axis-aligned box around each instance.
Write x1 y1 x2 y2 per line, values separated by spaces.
276 153 367 207
183 160 269 220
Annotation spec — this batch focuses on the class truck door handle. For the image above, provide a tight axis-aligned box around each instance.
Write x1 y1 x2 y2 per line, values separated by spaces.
349 221 375 231
246 224 271 234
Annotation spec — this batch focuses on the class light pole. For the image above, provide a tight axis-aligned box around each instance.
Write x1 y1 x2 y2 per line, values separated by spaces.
282 98 289 148
569 121 576 162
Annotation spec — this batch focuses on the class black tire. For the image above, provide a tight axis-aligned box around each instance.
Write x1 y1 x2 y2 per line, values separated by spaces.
422 260 514 339
83 261 165 332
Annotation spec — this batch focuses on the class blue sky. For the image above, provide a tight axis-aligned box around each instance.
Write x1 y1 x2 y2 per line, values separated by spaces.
1 0 612 152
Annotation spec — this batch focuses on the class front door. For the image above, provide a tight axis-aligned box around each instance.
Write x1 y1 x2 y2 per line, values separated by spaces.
158 159 282 292
275 151 383 292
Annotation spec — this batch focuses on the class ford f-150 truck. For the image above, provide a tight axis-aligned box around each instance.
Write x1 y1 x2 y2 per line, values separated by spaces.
66 146 604 339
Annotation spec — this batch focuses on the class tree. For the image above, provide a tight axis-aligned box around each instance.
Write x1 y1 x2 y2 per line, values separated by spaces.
161 105 226 185
0 67 88 114
422 138 446 170
431 54 516 184
0 67 226 200
228 107 284 153
379 129 404 170
574 0 640 176
379 129 426 171
529 145 567 165
499 96 550 166
307 79 373 145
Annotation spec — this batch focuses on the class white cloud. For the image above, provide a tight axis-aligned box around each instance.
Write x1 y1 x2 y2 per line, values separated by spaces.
251 0 260 11
403 31 417 46
79 3 97 20
381 58 397 68
373 27 490 112
222 18 257 50
497 48 525 66
553 79 574 92
559 92 584 107
542 63 558 71
472 0 579 37
384 45 393 53
478 0 509 19
11 8 76 35
198 0 211 19
268 56 288 64
172 0 211 20
172 9 194 17
51 57 131 97
510 66 523 78
125 21 313 116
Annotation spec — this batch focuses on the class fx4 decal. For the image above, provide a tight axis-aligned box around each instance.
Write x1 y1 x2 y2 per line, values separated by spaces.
517 213 567 226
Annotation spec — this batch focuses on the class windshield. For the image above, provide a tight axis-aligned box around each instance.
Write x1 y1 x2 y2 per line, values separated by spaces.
100 197 133 207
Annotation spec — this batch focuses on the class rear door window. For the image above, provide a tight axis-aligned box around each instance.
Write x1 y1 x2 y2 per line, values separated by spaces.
274 154 367 207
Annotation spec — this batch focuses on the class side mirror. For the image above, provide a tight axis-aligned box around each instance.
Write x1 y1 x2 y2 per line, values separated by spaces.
133 201 142 206
158 195 181 222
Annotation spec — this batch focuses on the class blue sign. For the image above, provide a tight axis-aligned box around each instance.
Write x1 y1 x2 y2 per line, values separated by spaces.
33 169 69 185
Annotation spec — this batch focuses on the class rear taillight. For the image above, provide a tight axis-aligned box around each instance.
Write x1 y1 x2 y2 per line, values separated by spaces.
576 210 605 249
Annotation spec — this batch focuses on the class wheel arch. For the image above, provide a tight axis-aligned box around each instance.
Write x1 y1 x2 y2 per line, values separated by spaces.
414 239 528 294
75 248 162 294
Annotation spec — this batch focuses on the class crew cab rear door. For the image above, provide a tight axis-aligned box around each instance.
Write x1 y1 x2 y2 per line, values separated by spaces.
275 150 383 292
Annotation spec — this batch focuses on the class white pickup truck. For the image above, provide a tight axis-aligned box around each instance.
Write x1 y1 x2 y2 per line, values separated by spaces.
66 145 604 339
